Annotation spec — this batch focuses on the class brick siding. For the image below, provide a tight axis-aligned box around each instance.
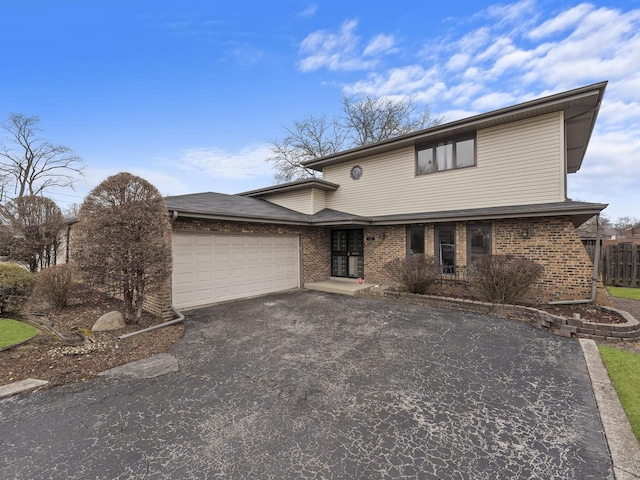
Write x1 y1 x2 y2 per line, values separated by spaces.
69 214 610 319
361 216 610 306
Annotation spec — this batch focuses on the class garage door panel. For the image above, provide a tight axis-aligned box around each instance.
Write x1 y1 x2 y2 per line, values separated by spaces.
173 233 300 309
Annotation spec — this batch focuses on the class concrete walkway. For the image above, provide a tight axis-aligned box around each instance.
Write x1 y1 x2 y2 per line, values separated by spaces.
0 291 625 478
305 277 372 295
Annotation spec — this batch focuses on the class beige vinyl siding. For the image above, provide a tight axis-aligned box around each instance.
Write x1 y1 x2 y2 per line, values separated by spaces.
324 112 565 216
260 190 313 214
261 188 328 214
310 188 327 213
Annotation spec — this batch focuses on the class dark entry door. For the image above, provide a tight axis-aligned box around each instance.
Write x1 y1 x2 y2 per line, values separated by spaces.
331 229 364 278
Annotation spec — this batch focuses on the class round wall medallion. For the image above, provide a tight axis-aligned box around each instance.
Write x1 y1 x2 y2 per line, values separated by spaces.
350 165 363 180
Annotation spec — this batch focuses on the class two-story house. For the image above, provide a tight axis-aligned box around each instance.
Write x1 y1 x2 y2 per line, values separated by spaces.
164 81 608 315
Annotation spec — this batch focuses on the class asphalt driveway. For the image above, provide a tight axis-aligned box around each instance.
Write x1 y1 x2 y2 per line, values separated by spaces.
1 290 613 479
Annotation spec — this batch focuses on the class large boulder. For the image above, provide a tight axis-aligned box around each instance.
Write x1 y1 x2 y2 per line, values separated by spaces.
92 311 126 332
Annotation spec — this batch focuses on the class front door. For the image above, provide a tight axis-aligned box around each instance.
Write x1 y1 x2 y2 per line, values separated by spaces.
331 229 364 278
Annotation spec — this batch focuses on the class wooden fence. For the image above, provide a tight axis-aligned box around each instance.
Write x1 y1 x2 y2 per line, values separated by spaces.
601 244 640 287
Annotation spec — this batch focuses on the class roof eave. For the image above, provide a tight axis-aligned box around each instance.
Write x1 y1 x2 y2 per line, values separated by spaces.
303 81 608 172
368 203 608 226
169 209 311 226
239 179 340 197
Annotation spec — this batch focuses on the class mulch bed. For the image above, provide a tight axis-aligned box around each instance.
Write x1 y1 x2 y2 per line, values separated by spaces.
0 282 183 388
540 304 625 324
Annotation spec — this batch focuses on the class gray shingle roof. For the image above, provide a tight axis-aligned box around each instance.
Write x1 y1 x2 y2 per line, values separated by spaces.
165 192 311 225
165 191 606 228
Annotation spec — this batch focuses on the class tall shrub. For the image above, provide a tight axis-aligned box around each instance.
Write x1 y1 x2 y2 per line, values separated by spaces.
36 264 74 310
385 254 440 294
0 263 35 313
73 172 171 324
468 255 543 304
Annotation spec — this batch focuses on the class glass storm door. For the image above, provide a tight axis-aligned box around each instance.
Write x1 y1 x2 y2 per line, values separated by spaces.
331 229 364 278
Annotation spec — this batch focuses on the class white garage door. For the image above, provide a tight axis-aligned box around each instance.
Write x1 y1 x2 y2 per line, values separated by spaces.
172 233 300 309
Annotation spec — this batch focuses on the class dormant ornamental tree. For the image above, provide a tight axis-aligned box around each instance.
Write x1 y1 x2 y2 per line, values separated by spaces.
0 195 65 272
74 173 171 324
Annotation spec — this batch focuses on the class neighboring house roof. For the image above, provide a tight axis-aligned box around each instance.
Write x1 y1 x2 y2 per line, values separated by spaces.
239 178 339 197
302 81 607 175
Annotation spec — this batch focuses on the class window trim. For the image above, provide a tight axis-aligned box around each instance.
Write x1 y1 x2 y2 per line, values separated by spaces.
467 223 492 264
406 226 425 257
415 134 477 176
435 224 456 274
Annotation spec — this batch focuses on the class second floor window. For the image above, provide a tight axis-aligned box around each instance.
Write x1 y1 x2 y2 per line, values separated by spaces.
416 136 476 175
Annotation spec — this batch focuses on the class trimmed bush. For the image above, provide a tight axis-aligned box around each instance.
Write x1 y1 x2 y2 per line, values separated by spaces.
36 264 74 310
0 263 36 313
468 255 543 304
385 254 440 294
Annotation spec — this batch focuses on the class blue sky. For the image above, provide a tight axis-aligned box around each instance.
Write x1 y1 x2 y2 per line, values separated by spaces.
2 0 639 220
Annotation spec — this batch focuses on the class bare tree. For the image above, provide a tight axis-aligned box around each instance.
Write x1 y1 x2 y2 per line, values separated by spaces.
267 114 347 183
612 216 640 237
0 195 65 272
341 94 441 146
74 172 172 324
577 214 611 238
268 94 442 182
0 113 85 199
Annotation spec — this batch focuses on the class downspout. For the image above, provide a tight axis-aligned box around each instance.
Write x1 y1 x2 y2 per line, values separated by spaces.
548 214 601 305
118 307 185 340
117 209 184 339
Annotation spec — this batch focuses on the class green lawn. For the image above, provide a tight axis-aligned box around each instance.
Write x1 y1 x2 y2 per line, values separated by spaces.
0 318 39 350
607 286 640 300
599 345 640 443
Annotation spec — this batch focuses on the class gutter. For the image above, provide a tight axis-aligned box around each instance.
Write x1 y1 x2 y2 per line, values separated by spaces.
548 214 601 305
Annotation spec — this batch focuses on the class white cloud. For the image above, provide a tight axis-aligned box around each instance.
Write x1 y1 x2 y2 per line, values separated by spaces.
175 144 273 180
299 19 363 71
481 0 539 34
299 4 318 18
298 20 398 72
527 3 594 40
568 130 640 217
446 53 471 71
363 34 397 56
471 91 516 111
226 42 265 68
344 65 439 97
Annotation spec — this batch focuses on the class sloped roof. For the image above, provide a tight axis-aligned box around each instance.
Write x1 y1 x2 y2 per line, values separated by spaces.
166 192 606 228
302 81 607 175
239 178 339 197
165 192 311 225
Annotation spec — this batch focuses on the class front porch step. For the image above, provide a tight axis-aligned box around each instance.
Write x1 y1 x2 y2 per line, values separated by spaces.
304 279 371 296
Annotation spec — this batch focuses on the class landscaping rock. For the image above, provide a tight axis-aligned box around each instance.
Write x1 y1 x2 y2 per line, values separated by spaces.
92 311 125 332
